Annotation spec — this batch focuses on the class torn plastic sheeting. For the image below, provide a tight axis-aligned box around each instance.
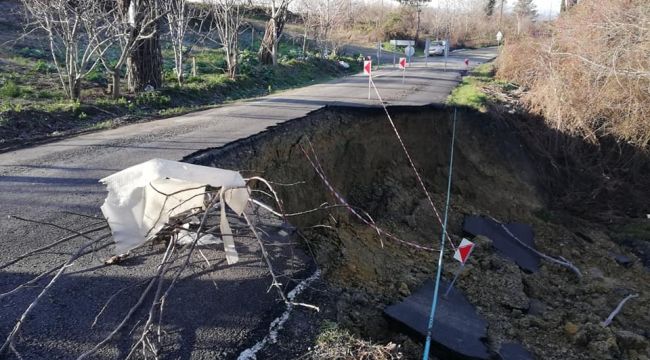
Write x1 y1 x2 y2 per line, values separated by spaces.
100 158 249 264
177 223 223 246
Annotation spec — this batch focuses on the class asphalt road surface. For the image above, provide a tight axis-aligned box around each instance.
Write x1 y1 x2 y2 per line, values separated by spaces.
0 47 497 359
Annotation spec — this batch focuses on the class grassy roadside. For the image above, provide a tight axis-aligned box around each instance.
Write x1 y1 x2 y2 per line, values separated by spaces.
446 63 494 111
446 62 518 112
0 56 360 150
0 0 363 151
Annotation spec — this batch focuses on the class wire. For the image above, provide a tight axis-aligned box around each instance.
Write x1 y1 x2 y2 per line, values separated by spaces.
369 77 458 251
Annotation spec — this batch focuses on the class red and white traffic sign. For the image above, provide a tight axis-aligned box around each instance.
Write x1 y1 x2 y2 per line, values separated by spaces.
453 238 475 264
363 60 372 75
398 57 407 70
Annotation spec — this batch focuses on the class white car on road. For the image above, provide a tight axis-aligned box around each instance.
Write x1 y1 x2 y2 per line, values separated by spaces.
428 40 447 56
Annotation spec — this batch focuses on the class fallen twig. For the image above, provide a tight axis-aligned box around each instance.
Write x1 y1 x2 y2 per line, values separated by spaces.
601 293 639 327
1 234 109 355
0 222 109 270
243 212 289 303
494 218 583 278
77 237 178 360
91 279 150 329
0 264 60 300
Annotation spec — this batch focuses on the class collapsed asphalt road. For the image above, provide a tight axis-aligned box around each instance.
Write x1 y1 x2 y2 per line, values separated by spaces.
0 48 496 359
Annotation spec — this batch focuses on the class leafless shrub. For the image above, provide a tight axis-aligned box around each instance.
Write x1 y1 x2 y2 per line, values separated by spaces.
19 0 112 100
298 0 349 57
257 0 292 65
163 0 213 86
99 0 167 98
498 0 650 147
207 0 247 78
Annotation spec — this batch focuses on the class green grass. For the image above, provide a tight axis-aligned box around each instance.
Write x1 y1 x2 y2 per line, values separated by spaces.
447 63 494 111
33 100 82 114
0 80 22 98
88 119 114 131
134 91 171 108
447 78 488 111
0 30 360 144
158 106 201 117
32 60 53 74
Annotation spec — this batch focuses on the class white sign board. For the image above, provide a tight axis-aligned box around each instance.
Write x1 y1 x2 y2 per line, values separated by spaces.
496 31 503 43
363 60 372 75
390 39 415 46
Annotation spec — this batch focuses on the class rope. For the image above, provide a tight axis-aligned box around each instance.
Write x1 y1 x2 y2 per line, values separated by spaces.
422 107 458 360
369 77 457 251
299 142 439 252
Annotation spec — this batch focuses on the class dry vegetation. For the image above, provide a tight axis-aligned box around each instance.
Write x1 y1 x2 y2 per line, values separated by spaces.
498 0 650 147
309 321 403 360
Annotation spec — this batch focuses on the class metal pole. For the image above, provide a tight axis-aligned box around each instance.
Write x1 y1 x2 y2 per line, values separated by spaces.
377 42 380 69
444 263 465 298
421 108 458 360
368 75 371 100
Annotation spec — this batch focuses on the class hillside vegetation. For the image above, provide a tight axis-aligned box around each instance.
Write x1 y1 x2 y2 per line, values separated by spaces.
0 0 359 148
497 0 650 147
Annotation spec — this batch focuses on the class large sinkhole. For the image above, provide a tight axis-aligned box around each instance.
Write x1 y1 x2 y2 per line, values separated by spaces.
188 106 650 360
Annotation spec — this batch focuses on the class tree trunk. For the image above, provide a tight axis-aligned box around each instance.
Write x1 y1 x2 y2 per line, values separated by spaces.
128 0 162 93
561 0 578 12
258 1 289 66
112 70 121 99
176 52 184 86
71 78 81 100
259 19 277 65
229 53 237 78
415 7 421 44
129 32 163 92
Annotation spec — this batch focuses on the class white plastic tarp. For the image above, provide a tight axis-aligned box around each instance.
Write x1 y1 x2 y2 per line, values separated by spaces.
100 158 249 264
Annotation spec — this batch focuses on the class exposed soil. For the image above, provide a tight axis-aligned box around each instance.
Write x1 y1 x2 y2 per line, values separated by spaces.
189 105 650 359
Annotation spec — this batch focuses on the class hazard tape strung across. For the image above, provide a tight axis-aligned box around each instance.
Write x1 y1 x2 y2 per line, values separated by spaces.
422 107 458 360
369 77 458 251
299 141 439 253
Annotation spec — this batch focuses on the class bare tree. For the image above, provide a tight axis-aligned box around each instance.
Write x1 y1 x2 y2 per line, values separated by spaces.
258 0 292 65
485 0 496 17
128 0 165 92
163 0 213 86
513 0 536 35
394 0 431 43
98 0 166 99
300 0 347 57
561 0 578 12
20 0 112 100
209 0 246 79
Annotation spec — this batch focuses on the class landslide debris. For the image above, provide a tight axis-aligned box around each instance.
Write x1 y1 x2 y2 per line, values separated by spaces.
191 106 650 359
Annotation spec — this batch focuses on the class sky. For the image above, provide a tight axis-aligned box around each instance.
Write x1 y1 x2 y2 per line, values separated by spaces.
528 0 563 19
371 0 564 19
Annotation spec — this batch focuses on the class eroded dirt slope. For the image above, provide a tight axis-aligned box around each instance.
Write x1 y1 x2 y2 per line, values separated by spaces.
190 106 650 359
